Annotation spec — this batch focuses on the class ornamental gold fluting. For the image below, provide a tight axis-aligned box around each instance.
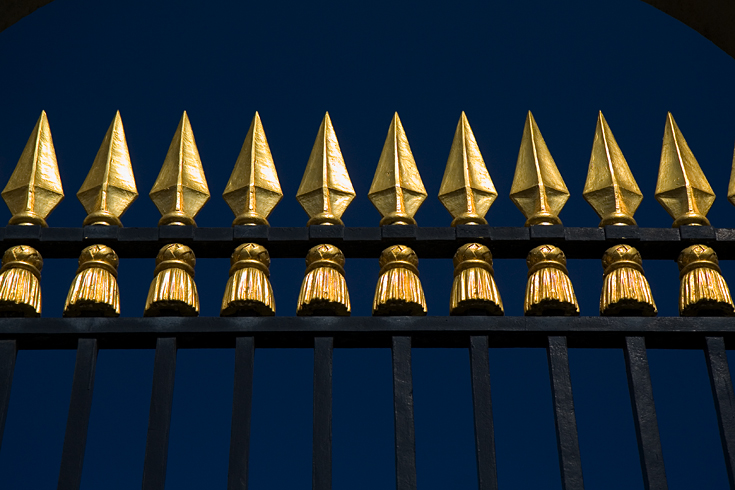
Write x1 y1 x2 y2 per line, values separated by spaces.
678 245 734 316
600 245 657 316
221 243 275 316
224 112 283 226
297 244 351 316
64 245 120 317
450 243 503 316
525 245 579 316
0 245 42 317
145 243 199 317
373 245 426 316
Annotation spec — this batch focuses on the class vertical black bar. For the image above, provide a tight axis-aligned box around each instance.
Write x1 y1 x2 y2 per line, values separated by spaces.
705 336 735 489
142 337 177 490
469 336 498 490
547 336 584 490
392 336 417 490
228 337 255 490
624 336 668 490
57 338 99 490
313 337 333 490
0 339 17 452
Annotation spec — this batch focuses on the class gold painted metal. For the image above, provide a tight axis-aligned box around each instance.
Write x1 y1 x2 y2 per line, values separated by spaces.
64 244 120 317
510 112 569 226
373 245 427 315
524 244 579 316
78 111 138 227
150 112 210 226
368 113 427 225
2 111 64 227
677 244 734 316
296 113 355 226
655 112 715 227
297 244 350 315
221 243 275 316
600 244 657 316
727 143 735 208
224 112 283 226
144 243 199 316
450 243 503 315
439 112 497 226
583 112 642 226
0 245 42 317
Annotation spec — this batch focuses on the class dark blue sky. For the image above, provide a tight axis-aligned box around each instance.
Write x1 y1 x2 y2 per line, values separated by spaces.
1 0 735 488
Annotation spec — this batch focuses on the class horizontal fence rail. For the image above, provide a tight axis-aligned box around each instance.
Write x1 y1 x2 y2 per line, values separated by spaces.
0 224 731 259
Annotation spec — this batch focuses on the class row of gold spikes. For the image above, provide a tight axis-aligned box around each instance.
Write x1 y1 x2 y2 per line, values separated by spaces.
0 240 729 318
5 110 733 229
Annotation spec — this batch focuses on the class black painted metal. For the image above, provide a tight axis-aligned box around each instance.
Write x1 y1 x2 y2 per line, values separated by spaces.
2 316 735 350
0 339 16 453
57 339 98 490
623 336 668 490
392 336 417 490
2 225 733 259
547 336 585 490
228 337 255 490
142 338 177 490
313 337 333 490
469 336 498 490
705 336 735 489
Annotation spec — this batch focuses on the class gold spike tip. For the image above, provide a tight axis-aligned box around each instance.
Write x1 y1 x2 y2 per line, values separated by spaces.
509 112 569 227
296 113 355 226
78 111 139 227
729 143 735 208
368 113 427 226
655 113 715 227
150 112 210 227
224 112 283 226
439 112 497 226
583 112 642 227
3 111 64 227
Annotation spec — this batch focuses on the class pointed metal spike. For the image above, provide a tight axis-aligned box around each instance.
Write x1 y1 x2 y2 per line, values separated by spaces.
438 112 497 226
150 111 210 226
583 111 642 227
223 112 283 226
2 111 64 227
655 112 715 227
729 143 735 208
509 111 569 226
77 111 138 227
368 112 427 226
296 112 355 226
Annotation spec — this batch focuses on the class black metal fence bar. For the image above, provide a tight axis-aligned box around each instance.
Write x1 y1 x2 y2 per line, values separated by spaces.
1 225 732 259
57 339 98 490
705 336 735 489
313 337 333 490
623 336 668 490
547 336 585 490
141 338 177 490
227 337 255 490
469 336 498 490
0 339 16 453
392 336 417 490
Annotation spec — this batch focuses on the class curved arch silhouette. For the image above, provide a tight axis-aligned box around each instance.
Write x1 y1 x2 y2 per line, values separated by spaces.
0 1 734 60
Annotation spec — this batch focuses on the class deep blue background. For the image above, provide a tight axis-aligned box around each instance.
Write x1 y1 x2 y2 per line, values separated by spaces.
1 0 735 488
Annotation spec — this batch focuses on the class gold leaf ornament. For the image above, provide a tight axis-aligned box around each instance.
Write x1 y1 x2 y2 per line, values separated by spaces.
64 244 120 317
524 244 578 316
599 244 656 316
144 243 199 316
0 245 42 317
677 244 734 316
297 244 351 316
373 245 426 315
450 243 503 315
221 243 276 316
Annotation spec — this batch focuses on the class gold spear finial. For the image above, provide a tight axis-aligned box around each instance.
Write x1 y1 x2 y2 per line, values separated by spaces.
150 111 210 226
2 111 64 227
224 112 283 226
583 112 642 226
509 111 569 226
368 113 427 225
439 112 497 226
77 111 138 227
655 112 715 227
728 144 735 208
296 112 355 225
